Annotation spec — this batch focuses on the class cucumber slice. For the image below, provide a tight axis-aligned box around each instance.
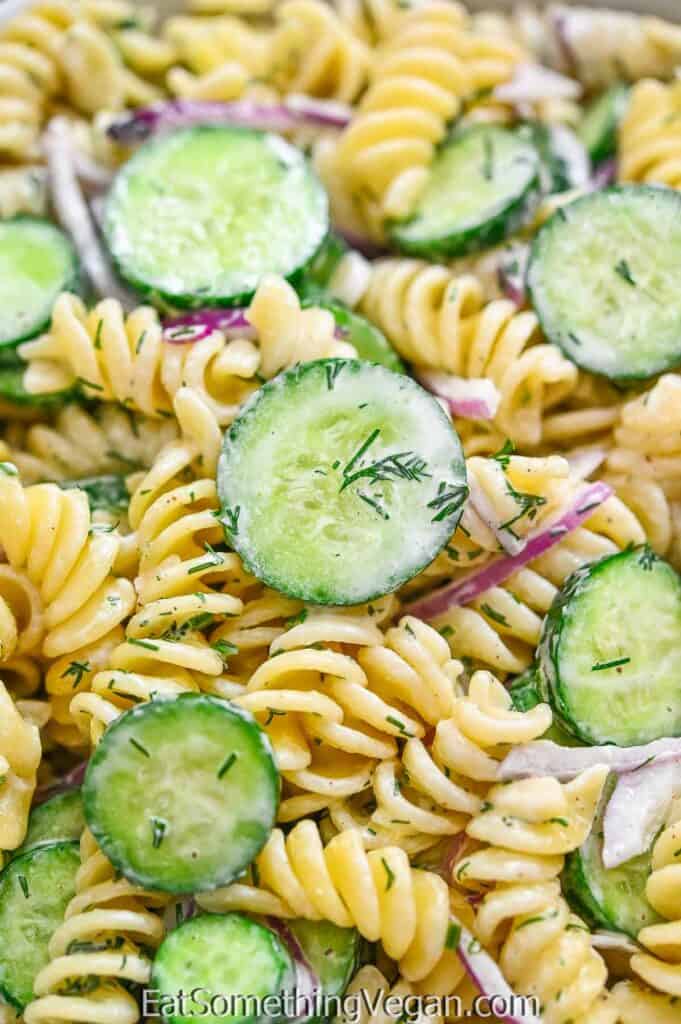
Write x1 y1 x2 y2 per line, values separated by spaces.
538 546 681 747
312 300 405 373
527 186 681 381
509 667 581 747
577 84 629 164
18 791 85 855
217 359 467 605
289 920 359 1020
563 775 659 939
0 217 79 348
151 913 294 1024
104 126 329 308
60 474 130 516
389 125 541 259
83 694 279 893
0 841 80 1009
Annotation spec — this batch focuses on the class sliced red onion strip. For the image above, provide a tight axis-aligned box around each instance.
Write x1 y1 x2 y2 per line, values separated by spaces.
33 760 87 805
72 151 114 190
467 473 525 557
44 117 136 308
163 308 255 344
266 918 321 1023
498 737 681 783
603 757 681 869
497 244 529 306
456 923 541 1024
494 63 582 104
415 370 501 420
162 898 197 930
404 481 612 620
107 98 351 144
590 158 617 190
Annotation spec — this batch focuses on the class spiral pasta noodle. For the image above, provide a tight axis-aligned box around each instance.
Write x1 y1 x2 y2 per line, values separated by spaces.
336 1 525 223
0 468 135 661
629 808 681 999
269 0 371 104
360 259 578 448
200 819 459 984
23 828 166 1024
3 404 178 485
0 680 41 853
618 79 681 189
361 670 552 844
459 765 613 1023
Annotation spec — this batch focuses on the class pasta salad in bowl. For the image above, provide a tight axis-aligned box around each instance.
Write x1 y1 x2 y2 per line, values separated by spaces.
1 1 681 1023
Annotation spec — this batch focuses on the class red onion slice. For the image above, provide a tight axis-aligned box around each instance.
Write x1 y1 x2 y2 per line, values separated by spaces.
44 117 136 307
107 97 351 144
162 898 197 930
456 922 541 1023
33 760 87 805
565 448 607 481
415 370 501 420
498 737 681 783
603 756 681 868
266 918 321 1023
494 63 582 105
404 481 612 620
590 158 617 190
497 244 529 306
163 308 256 344
591 931 639 955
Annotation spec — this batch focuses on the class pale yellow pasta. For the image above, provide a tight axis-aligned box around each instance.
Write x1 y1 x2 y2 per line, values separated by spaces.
186 0 277 13
336 1 524 224
163 12 271 78
3 403 178 484
360 259 577 448
361 670 551 843
619 79 681 189
0 679 41 852
631 808 681 998
247 275 356 378
199 820 456 983
609 980 681 1023
23 828 166 1024
70 394 242 745
0 469 135 660
333 0 406 45
269 0 371 104
460 765 613 1024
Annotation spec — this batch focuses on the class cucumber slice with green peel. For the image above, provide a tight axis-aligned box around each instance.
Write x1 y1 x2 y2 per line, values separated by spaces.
527 186 681 381
311 300 405 373
538 546 681 747
0 217 79 348
288 920 359 1017
0 841 80 1009
577 84 629 163
217 359 467 605
60 474 130 516
389 125 541 259
83 694 279 893
104 126 329 309
509 667 581 747
17 791 85 855
563 776 660 938
151 913 295 1024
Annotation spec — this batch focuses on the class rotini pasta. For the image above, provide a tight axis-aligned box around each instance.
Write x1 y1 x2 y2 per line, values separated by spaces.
199 819 457 983
619 79 681 189
631 807 681 998
460 765 613 1023
0 679 41 852
269 0 371 104
0 469 135 661
336 1 525 223
360 259 578 448
23 828 166 1024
